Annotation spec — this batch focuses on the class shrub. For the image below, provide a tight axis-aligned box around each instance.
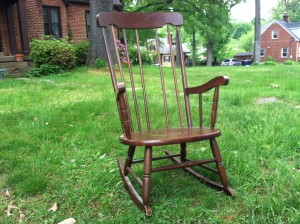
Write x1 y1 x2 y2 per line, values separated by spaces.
283 60 294 65
27 64 63 77
262 61 276 66
74 40 89 66
94 58 107 68
265 56 276 62
251 62 260 66
30 36 76 70
128 46 152 65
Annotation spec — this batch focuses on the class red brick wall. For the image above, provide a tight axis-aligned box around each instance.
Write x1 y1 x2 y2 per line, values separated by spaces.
0 3 22 55
0 0 90 54
67 4 90 43
25 0 44 40
12 4 22 52
0 4 9 54
261 22 299 62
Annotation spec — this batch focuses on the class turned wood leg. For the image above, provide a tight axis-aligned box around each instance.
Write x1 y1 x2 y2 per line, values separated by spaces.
210 139 235 196
180 143 187 162
142 146 152 206
210 139 229 188
124 146 136 176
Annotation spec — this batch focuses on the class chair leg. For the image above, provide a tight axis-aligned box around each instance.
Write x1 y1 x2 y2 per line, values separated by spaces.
124 146 135 176
117 145 153 216
210 138 235 196
180 143 187 162
142 146 152 210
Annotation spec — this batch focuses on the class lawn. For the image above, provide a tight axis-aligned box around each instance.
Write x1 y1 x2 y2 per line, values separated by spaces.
0 65 299 223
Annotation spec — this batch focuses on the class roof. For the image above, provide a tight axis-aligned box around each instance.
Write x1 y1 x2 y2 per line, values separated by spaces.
261 20 300 40
160 44 190 55
234 52 253 57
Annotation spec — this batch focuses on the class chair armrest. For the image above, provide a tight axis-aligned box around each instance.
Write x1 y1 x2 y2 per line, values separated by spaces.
185 76 229 94
116 82 126 100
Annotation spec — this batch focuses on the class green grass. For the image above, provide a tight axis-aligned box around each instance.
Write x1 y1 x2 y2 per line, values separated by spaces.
0 65 299 223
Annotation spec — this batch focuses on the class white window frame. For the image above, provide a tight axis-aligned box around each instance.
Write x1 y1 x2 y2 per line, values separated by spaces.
272 30 278 39
164 56 170 62
281 48 288 58
43 6 62 38
260 49 265 57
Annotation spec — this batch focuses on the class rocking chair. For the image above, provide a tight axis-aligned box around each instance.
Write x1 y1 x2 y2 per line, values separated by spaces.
97 12 235 216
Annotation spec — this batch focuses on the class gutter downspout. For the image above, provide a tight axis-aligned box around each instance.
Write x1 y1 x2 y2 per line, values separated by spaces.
297 41 299 62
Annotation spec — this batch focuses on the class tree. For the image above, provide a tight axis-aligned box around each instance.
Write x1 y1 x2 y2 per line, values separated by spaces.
271 0 300 22
86 0 114 65
232 22 252 40
253 0 261 63
176 0 244 66
123 0 244 66
122 0 174 12
238 27 254 52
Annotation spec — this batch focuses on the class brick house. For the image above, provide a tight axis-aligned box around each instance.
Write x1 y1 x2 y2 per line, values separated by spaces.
0 0 122 56
261 13 300 62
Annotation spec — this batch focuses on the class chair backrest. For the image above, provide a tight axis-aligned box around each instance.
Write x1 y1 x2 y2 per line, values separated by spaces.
97 12 217 138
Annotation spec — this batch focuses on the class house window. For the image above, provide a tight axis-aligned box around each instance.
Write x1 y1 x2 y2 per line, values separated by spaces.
272 30 278 39
260 49 265 57
164 56 170 62
43 7 62 37
281 48 288 58
86 11 90 38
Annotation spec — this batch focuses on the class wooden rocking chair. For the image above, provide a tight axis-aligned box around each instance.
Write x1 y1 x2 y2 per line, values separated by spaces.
97 12 235 216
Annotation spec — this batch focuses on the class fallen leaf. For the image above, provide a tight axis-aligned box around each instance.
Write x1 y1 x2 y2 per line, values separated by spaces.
100 154 106 159
270 83 280 88
5 208 13 217
57 217 76 224
48 202 58 212
6 203 19 217
19 211 25 222
225 214 235 221
5 190 11 197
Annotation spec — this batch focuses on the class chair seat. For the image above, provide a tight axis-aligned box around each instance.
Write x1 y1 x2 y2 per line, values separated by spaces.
120 127 221 146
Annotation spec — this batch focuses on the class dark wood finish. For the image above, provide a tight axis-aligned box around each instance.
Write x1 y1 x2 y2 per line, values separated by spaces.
6 2 17 54
17 0 30 55
132 153 181 164
152 158 216 173
97 12 183 28
119 127 221 146
97 12 235 216
164 150 235 195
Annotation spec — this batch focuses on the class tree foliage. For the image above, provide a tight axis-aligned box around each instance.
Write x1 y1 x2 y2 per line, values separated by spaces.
271 0 300 22
237 27 254 52
123 0 245 66
232 22 252 39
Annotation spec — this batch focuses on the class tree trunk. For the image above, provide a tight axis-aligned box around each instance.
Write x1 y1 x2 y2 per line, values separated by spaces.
253 0 261 63
206 40 213 66
192 31 196 67
86 0 115 65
